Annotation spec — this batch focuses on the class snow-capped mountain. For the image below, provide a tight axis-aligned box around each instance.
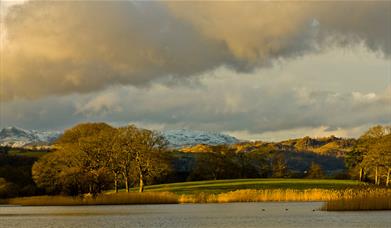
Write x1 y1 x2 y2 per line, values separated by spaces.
161 129 240 149
0 127 239 149
0 127 61 148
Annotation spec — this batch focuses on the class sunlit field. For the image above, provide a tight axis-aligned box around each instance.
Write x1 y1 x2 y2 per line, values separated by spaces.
121 178 365 195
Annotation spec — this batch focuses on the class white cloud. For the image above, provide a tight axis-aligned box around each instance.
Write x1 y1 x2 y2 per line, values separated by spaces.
75 92 122 116
352 92 377 103
225 125 371 142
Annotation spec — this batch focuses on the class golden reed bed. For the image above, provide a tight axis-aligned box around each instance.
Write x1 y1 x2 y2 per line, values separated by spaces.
4 188 391 211
179 188 391 204
5 192 178 206
322 196 391 211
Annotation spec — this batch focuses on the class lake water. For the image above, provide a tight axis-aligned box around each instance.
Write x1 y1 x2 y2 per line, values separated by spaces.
1 202 390 228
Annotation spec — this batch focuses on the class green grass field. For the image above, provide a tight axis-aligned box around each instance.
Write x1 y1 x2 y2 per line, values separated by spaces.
121 179 364 194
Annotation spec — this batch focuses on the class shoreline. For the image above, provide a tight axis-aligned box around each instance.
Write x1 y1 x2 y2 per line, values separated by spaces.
2 188 390 211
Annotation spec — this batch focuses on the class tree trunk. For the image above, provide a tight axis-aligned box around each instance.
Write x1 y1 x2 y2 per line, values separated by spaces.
124 176 129 192
363 169 367 182
114 173 118 193
386 168 390 187
139 172 144 193
375 166 379 185
359 167 363 182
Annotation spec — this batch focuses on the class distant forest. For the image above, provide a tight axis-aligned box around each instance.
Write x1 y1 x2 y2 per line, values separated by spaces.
0 124 390 198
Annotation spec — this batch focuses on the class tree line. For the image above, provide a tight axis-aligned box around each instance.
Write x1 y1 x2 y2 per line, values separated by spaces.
0 153 39 198
32 123 170 195
346 125 391 186
32 122 329 196
2 123 389 198
170 146 328 182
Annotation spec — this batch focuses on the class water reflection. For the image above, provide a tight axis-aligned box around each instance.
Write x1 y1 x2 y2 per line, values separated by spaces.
0 202 390 228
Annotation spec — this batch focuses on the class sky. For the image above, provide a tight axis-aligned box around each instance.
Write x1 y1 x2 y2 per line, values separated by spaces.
0 1 390 141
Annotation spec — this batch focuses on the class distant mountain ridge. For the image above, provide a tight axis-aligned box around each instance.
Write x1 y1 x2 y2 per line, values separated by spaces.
0 127 61 148
0 127 240 149
181 135 356 157
0 126 356 153
161 129 240 149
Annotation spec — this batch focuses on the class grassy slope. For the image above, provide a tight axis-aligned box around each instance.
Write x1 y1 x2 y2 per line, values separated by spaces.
122 179 363 194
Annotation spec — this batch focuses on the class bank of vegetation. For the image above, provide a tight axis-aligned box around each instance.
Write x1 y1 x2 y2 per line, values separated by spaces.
322 195 391 211
4 186 390 208
5 192 178 206
180 187 391 204
0 123 390 211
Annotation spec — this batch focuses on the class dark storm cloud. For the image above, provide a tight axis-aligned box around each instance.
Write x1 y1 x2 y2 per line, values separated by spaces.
1 1 390 101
